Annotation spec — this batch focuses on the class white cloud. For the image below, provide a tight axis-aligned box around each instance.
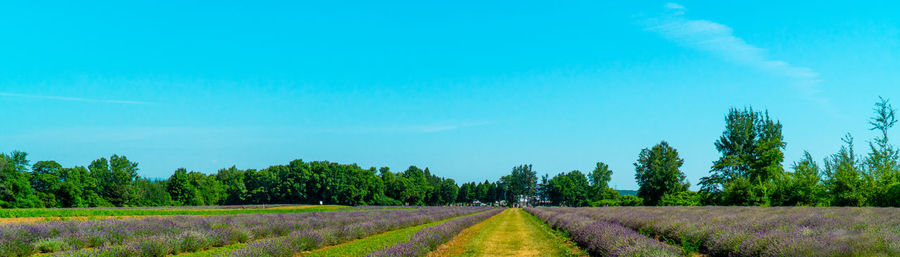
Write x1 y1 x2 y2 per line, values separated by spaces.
0 92 151 105
646 3 824 100
664 3 686 15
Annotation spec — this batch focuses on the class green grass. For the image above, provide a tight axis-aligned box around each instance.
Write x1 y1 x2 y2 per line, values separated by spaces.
173 242 248 257
0 205 408 218
520 210 590 257
304 211 488 257
439 209 586 257
304 222 434 257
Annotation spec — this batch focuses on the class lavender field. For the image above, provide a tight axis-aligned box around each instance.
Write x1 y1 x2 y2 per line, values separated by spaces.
0 206 497 257
528 206 900 257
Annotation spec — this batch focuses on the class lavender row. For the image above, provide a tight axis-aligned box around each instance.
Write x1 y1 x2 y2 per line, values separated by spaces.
4 210 379 256
526 208 682 257
223 207 498 257
48 207 490 257
0 207 479 257
365 208 504 257
555 207 900 257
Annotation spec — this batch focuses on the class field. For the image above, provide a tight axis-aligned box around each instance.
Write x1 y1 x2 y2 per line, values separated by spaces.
2 206 899 257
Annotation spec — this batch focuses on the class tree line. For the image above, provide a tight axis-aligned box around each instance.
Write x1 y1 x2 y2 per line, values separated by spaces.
524 97 899 207
1 155 476 208
2 98 899 208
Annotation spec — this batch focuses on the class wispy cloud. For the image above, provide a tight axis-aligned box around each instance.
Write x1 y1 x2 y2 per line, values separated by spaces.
329 121 493 134
0 92 151 105
644 3 825 101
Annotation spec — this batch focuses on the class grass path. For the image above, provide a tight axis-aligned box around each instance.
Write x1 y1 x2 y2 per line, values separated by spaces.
427 209 587 257
297 210 490 257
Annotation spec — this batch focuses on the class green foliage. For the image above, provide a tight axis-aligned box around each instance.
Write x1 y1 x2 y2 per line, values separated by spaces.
592 194 643 207
823 134 867 206
700 107 785 206
659 191 701 206
90 155 139 207
0 151 41 208
770 152 826 206
547 170 591 207
216 166 247 205
634 141 689 206
864 97 900 207
500 164 538 204
720 177 772 206
131 178 174 207
33 238 67 253
589 162 613 192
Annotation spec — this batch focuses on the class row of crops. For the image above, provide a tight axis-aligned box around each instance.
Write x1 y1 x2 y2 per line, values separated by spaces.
0 205 355 218
526 207 900 257
0 206 500 257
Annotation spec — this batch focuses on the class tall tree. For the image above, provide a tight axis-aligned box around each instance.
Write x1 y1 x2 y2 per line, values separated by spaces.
0 151 41 208
91 155 139 206
589 162 613 200
864 97 900 206
634 141 689 206
437 178 459 205
700 107 785 205
216 166 248 205
824 134 867 206
131 178 173 206
548 170 591 207
31 160 64 207
500 164 538 204
774 151 825 206
167 168 199 205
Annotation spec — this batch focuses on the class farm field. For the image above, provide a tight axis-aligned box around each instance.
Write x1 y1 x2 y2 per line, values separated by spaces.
527 206 900 257
0 206 498 257
427 208 586 257
0 205 375 220
3 205 900 256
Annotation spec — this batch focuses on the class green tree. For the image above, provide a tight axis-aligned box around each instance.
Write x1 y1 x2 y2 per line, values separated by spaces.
132 178 174 206
68 166 110 207
476 181 491 203
824 134 867 206
31 160 64 207
772 151 825 206
216 166 248 205
634 141 689 206
499 164 538 204
457 182 475 203
864 97 900 206
437 178 459 205
191 171 225 205
700 107 785 205
167 168 200 205
589 162 613 200
659 191 701 206
0 151 41 208
398 166 429 205
548 170 591 207
91 155 139 206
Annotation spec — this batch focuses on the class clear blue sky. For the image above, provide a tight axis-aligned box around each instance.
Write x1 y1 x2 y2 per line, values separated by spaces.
2 1 899 190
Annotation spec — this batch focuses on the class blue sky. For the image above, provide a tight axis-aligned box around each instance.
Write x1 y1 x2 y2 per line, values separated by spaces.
1 1 899 190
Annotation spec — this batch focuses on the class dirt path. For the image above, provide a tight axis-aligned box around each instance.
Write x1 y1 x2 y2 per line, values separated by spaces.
428 209 586 257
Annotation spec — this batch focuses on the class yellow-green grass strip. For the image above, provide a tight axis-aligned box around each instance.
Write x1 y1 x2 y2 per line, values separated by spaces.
301 210 492 257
